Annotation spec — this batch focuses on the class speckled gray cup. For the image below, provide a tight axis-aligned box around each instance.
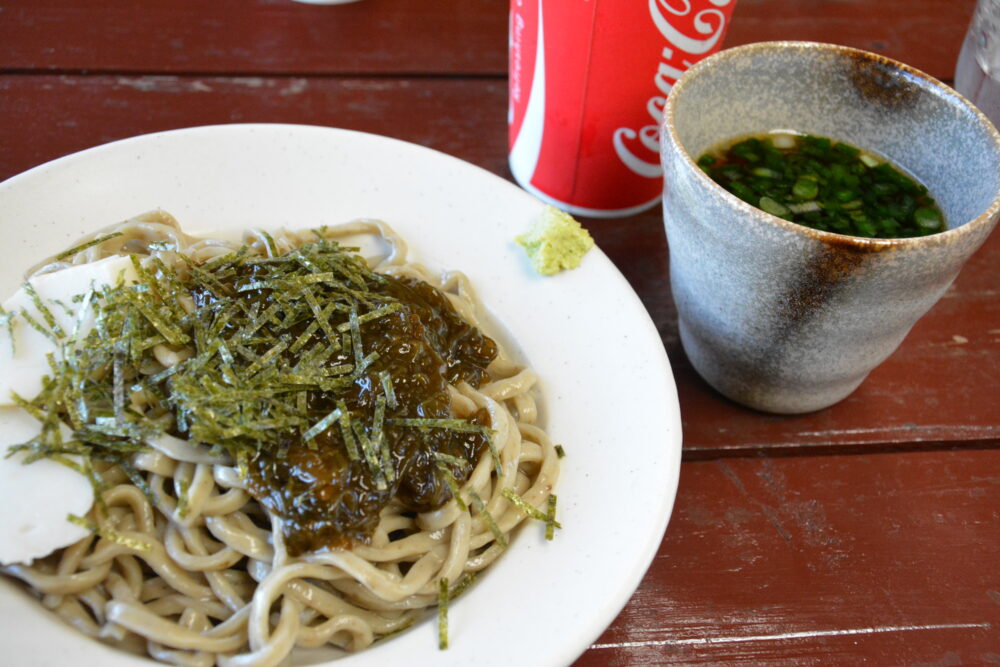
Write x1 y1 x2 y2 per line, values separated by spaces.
660 41 1000 413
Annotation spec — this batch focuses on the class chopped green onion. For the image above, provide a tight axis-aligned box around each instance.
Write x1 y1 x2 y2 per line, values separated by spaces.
914 207 942 230
792 177 819 200
788 201 821 214
699 133 946 238
751 167 781 179
758 196 790 218
859 153 880 168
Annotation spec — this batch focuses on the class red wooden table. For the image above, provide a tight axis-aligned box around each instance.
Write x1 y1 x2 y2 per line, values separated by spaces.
2 0 997 664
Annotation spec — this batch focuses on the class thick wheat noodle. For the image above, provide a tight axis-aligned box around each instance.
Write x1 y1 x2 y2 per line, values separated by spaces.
1 211 560 665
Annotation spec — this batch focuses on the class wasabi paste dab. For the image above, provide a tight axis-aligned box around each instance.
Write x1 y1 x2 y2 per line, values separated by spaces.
516 206 595 275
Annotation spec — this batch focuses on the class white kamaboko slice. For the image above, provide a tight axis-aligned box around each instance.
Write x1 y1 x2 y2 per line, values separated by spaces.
0 254 139 403
0 256 139 565
0 407 92 565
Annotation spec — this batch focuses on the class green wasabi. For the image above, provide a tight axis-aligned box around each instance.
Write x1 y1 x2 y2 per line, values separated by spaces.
516 206 595 275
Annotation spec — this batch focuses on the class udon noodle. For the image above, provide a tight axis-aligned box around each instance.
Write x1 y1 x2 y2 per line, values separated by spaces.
1 212 559 666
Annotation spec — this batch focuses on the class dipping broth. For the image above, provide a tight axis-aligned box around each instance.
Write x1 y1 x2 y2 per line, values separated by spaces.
697 132 946 239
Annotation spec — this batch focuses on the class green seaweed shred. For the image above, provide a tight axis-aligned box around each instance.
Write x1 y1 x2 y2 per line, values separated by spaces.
336 399 360 461
302 408 340 440
388 418 490 434
175 476 191 519
0 304 15 355
379 370 397 409
469 490 507 548
438 577 449 650
448 572 476 600
53 232 124 261
259 230 279 257
12 229 515 584
17 307 58 345
434 452 469 511
23 282 65 340
352 419 385 490
67 513 151 553
485 431 502 480
545 494 558 540
501 487 561 538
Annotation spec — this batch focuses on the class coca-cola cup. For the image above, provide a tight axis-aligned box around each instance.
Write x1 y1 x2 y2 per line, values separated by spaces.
508 0 738 218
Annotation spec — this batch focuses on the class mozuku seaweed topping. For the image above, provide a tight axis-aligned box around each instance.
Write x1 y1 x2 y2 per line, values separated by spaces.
13 233 499 555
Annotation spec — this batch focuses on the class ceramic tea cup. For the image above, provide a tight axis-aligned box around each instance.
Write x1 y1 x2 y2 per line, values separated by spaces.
660 41 1000 414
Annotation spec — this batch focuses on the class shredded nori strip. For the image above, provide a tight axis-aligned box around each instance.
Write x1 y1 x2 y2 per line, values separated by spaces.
469 490 507 549
438 577 450 650
448 572 477 600
501 487 561 538
52 232 124 261
67 513 151 553
435 452 469 511
0 305 15 354
18 231 500 555
545 494 558 541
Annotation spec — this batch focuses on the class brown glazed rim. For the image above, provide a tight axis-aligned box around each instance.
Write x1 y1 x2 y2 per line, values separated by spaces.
662 40 1000 251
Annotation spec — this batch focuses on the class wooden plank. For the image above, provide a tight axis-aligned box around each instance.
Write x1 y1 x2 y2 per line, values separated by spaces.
0 0 508 75
0 0 975 81
574 448 1000 665
0 74 510 182
725 0 977 82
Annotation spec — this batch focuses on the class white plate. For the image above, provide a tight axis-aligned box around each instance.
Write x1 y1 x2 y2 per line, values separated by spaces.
0 124 681 666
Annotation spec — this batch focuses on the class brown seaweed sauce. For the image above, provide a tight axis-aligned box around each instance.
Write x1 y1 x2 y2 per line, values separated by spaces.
232 274 498 556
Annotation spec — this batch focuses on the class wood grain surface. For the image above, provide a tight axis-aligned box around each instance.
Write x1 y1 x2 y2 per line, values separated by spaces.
0 0 977 81
0 75 511 180
0 0 509 75
579 448 1000 665
726 0 977 80
1 0 997 664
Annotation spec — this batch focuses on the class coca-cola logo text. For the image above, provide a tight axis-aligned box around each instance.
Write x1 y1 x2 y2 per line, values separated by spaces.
510 9 526 106
613 0 733 179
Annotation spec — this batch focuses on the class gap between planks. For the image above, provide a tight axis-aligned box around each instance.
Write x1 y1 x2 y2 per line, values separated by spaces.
590 622 993 649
